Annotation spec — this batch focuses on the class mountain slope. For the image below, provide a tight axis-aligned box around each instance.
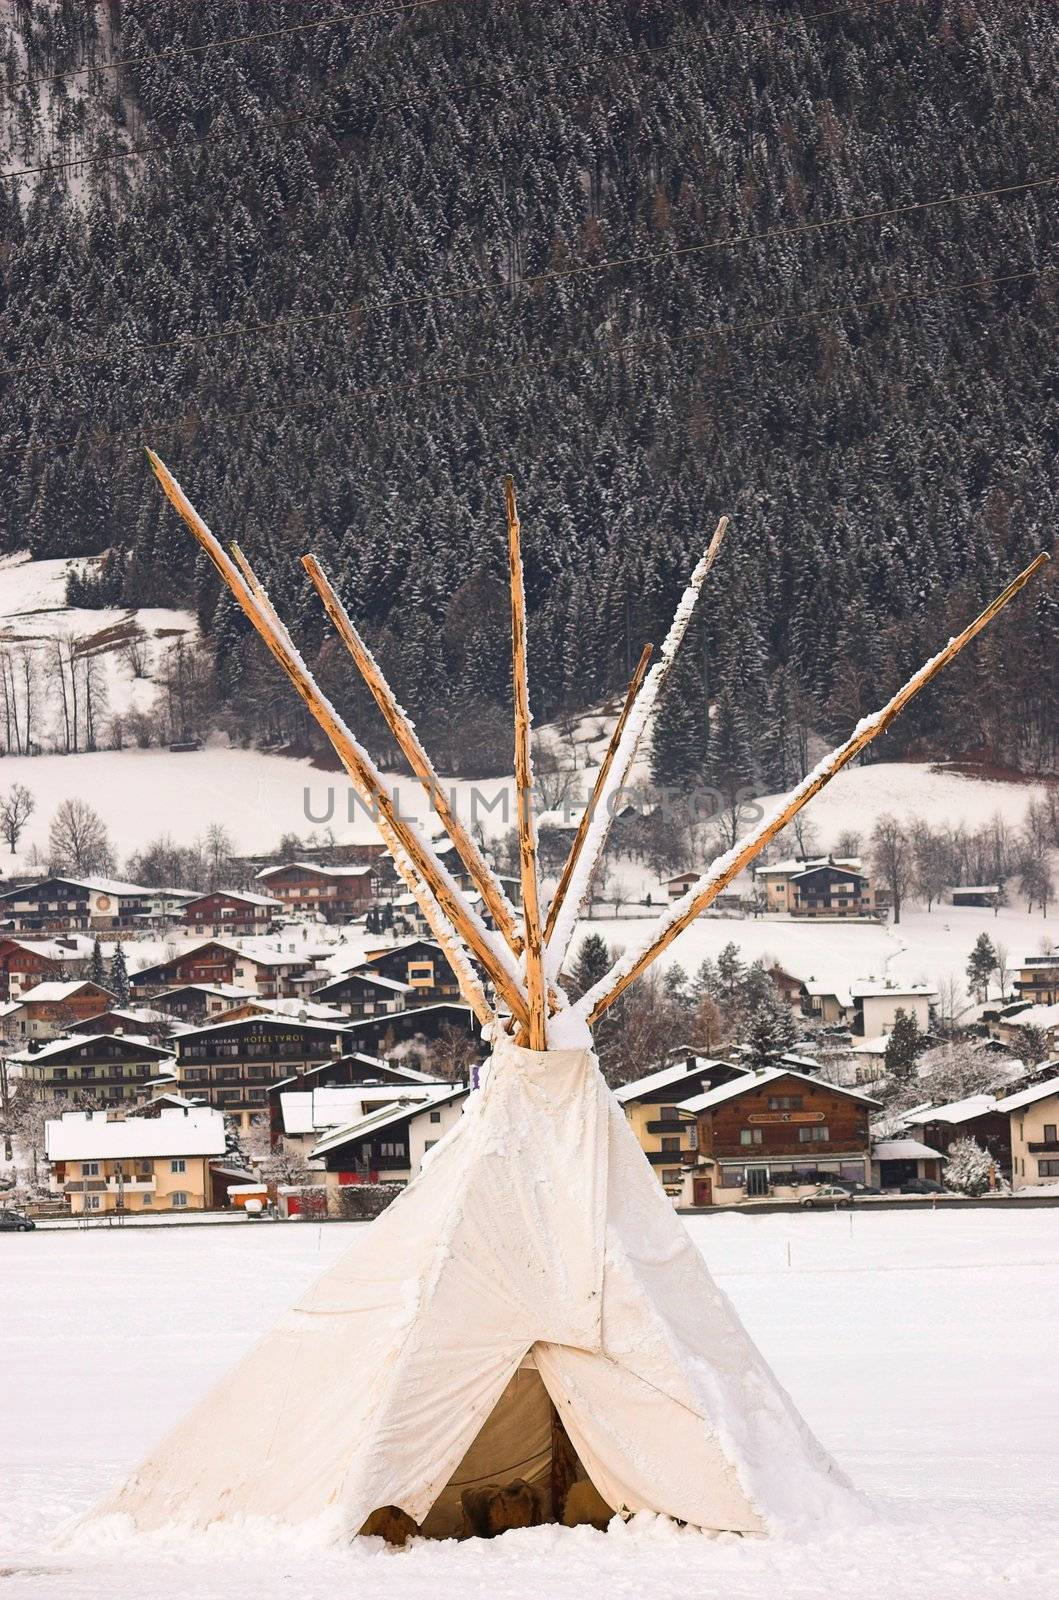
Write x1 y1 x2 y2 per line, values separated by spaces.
0 0 1056 776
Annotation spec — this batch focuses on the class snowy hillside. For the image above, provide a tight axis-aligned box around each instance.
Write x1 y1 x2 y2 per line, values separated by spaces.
0 552 195 752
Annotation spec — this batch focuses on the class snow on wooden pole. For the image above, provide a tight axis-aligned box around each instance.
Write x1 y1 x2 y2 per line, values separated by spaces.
301 553 527 960
544 642 653 944
506 475 547 1049
546 515 728 979
581 551 1049 1024
146 449 525 1030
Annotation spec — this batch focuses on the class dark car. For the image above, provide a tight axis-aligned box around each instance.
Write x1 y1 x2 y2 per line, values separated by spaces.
899 1178 947 1196
0 1208 35 1232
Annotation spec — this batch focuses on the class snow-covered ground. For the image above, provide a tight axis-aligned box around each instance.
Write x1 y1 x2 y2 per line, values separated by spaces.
2 1210 1056 1598
0 552 195 746
590 900 1055 1006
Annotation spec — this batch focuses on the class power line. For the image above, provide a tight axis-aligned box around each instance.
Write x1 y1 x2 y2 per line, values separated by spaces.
6 0 894 94
6 0 447 92
2 172 1051 384
9 261 1048 450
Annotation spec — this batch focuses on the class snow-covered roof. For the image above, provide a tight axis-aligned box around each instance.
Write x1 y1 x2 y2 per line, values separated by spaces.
269 1051 439 1093
681 1066 880 1113
233 998 350 1023
312 969 409 995
20 980 113 1003
949 884 999 895
802 978 854 1007
45 1106 226 1161
154 982 252 1000
173 1013 351 1042
256 861 374 880
917 1093 997 1124
613 1058 741 1105
852 1035 890 1055
872 1138 945 1161
184 888 282 908
755 856 862 877
1003 1002 1059 1031
851 981 937 1000
310 1086 468 1157
279 1083 445 1135
995 1078 1059 1113
10 1033 174 1063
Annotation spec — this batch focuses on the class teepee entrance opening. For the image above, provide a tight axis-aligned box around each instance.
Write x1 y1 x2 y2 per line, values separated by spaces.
412 1356 609 1539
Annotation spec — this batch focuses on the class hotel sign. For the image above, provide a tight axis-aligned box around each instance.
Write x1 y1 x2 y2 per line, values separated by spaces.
747 1111 825 1125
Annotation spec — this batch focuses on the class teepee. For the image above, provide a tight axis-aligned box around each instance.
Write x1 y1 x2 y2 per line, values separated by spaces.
93 452 1045 1543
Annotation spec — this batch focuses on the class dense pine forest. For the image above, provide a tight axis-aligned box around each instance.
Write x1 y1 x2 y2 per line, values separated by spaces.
1 0 1057 781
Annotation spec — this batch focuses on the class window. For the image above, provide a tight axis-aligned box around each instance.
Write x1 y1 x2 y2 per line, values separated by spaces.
171 1192 188 1208
171 1159 186 1174
84 1194 101 1211
81 1161 99 1177
142 1194 153 1206
658 1105 681 1122
798 1126 830 1143
1039 1160 1059 1178
721 1168 745 1187
767 1095 803 1111
661 1169 683 1185
429 1111 441 1124
740 1129 762 1146
660 1136 681 1153
424 1140 438 1152
1044 1124 1057 1143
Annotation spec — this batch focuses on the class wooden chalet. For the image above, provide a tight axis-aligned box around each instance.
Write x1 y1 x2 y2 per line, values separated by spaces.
362 939 463 1002
0 875 152 932
681 1068 878 1204
181 889 282 937
12 979 117 1042
131 941 313 1000
0 935 83 1000
254 861 376 922
13 1033 178 1104
341 1000 484 1061
1014 953 1059 1006
310 967 410 1018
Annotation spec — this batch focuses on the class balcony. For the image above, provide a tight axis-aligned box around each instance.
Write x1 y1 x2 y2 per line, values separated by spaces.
645 1147 695 1166
106 1175 156 1191
64 1179 107 1194
1027 1140 1059 1153
646 1119 691 1134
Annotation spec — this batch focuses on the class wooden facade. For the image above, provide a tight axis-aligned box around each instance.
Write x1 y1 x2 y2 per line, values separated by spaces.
181 890 281 937
255 862 375 922
693 1071 875 1202
16 1034 177 1104
364 939 462 1002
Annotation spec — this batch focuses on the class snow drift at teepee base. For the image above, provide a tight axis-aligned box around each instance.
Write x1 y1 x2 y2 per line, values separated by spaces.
82 1039 856 1546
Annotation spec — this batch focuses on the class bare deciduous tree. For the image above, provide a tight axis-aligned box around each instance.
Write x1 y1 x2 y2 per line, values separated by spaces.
0 783 35 854
871 814 914 924
48 798 115 876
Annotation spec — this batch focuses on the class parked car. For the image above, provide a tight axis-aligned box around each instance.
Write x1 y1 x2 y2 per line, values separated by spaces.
899 1178 947 1195
800 1184 853 1209
833 1178 883 1196
0 1208 35 1232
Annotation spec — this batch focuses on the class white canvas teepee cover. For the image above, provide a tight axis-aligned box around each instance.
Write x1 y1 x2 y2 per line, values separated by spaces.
93 1041 852 1540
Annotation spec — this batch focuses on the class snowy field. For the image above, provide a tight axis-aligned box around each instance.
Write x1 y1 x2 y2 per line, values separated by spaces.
2 1210 1056 1599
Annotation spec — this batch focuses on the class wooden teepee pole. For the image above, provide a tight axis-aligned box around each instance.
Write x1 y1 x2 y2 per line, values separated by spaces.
506 475 547 1049
585 551 1049 1024
146 450 527 1030
544 642 653 944
300 554 526 958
